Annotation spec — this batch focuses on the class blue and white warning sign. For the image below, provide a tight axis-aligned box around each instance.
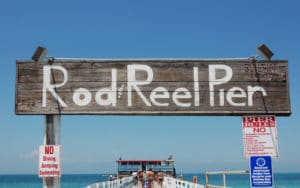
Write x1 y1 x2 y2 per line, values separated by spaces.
250 156 273 187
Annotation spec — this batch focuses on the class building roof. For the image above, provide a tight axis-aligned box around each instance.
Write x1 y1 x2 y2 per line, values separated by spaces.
116 160 161 163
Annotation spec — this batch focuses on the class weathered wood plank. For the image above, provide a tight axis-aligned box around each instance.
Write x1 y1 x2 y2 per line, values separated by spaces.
15 59 291 115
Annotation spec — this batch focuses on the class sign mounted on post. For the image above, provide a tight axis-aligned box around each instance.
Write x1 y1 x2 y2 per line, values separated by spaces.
16 59 290 115
250 156 273 187
38 145 61 178
243 115 278 158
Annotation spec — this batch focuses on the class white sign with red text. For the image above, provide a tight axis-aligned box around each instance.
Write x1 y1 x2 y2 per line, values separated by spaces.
242 116 278 158
38 145 61 177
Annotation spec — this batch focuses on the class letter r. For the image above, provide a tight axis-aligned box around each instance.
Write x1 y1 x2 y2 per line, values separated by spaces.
42 65 68 107
127 64 153 106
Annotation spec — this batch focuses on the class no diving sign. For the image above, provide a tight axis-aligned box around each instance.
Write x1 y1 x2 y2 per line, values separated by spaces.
38 145 61 177
250 156 273 187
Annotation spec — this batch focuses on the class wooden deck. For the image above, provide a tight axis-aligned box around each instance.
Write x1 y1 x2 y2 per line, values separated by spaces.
131 181 163 188
85 176 205 188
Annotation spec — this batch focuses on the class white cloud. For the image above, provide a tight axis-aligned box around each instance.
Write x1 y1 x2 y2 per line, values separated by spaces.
19 149 38 159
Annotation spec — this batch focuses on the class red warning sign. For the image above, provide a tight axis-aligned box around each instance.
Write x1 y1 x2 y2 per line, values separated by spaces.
242 116 278 158
38 145 61 177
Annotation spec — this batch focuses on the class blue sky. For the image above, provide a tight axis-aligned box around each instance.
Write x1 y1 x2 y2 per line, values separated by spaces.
0 0 300 174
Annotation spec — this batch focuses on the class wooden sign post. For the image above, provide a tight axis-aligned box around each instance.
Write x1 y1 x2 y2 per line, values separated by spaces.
43 115 61 188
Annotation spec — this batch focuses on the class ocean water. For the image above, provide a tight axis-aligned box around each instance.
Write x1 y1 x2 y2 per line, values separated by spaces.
0 173 299 188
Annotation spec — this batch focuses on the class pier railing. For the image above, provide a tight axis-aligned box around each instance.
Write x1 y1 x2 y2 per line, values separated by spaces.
205 170 249 188
85 176 135 188
163 176 205 188
86 175 206 188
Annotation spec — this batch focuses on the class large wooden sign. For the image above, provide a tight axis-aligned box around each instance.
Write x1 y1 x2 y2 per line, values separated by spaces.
16 59 291 115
